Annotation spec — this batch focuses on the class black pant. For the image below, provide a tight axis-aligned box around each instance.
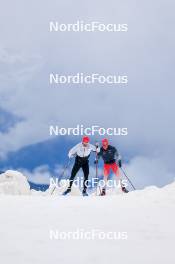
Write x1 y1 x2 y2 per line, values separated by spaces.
68 157 89 192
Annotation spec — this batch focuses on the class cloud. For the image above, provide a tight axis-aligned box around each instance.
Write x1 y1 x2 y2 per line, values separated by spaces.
20 163 103 186
0 0 175 187
0 107 23 133
21 165 52 185
124 156 175 190
19 157 175 192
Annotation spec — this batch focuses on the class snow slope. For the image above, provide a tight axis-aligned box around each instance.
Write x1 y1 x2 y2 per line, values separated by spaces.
0 182 175 264
0 170 30 195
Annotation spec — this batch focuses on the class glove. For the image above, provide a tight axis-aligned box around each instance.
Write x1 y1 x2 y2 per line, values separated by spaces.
94 160 98 164
95 142 99 148
68 154 74 159
118 159 122 168
95 143 100 154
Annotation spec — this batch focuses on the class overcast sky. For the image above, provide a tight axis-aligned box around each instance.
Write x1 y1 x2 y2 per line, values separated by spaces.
0 0 175 188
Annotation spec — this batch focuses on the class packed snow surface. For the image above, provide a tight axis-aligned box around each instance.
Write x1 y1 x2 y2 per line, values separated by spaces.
0 176 175 264
0 170 30 195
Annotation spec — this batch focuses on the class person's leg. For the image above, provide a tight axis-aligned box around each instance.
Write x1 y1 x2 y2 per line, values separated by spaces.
69 162 81 189
82 161 89 194
110 162 121 191
63 162 81 194
111 163 119 176
101 164 110 195
111 163 128 193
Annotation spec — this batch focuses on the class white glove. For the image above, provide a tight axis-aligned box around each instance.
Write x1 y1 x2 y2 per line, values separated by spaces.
68 153 74 159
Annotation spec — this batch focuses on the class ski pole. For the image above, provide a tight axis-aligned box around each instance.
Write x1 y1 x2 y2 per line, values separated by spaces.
95 148 99 195
95 160 101 196
120 167 136 191
51 159 71 195
95 143 101 195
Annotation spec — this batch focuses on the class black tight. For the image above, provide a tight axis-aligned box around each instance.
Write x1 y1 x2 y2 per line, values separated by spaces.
68 160 89 192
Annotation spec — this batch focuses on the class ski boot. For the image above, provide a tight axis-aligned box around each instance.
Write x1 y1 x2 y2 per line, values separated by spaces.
121 186 129 193
62 188 71 196
82 190 88 196
100 188 106 196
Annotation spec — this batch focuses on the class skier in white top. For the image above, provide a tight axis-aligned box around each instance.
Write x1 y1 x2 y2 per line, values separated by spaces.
63 136 100 196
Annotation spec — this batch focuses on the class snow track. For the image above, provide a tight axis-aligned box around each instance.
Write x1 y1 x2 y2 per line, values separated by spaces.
0 182 175 264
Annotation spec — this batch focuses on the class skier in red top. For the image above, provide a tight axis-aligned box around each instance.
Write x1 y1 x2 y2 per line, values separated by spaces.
96 138 128 195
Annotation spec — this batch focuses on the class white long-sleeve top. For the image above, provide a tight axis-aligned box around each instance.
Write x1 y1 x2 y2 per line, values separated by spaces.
68 143 100 159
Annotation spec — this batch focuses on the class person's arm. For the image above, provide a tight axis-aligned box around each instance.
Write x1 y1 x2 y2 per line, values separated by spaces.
89 143 100 153
68 143 80 159
94 147 102 164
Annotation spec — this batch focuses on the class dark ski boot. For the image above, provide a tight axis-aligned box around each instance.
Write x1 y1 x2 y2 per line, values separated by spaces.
63 188 71 196
122 186 129 193
82 190 88 196
100 188 106 196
